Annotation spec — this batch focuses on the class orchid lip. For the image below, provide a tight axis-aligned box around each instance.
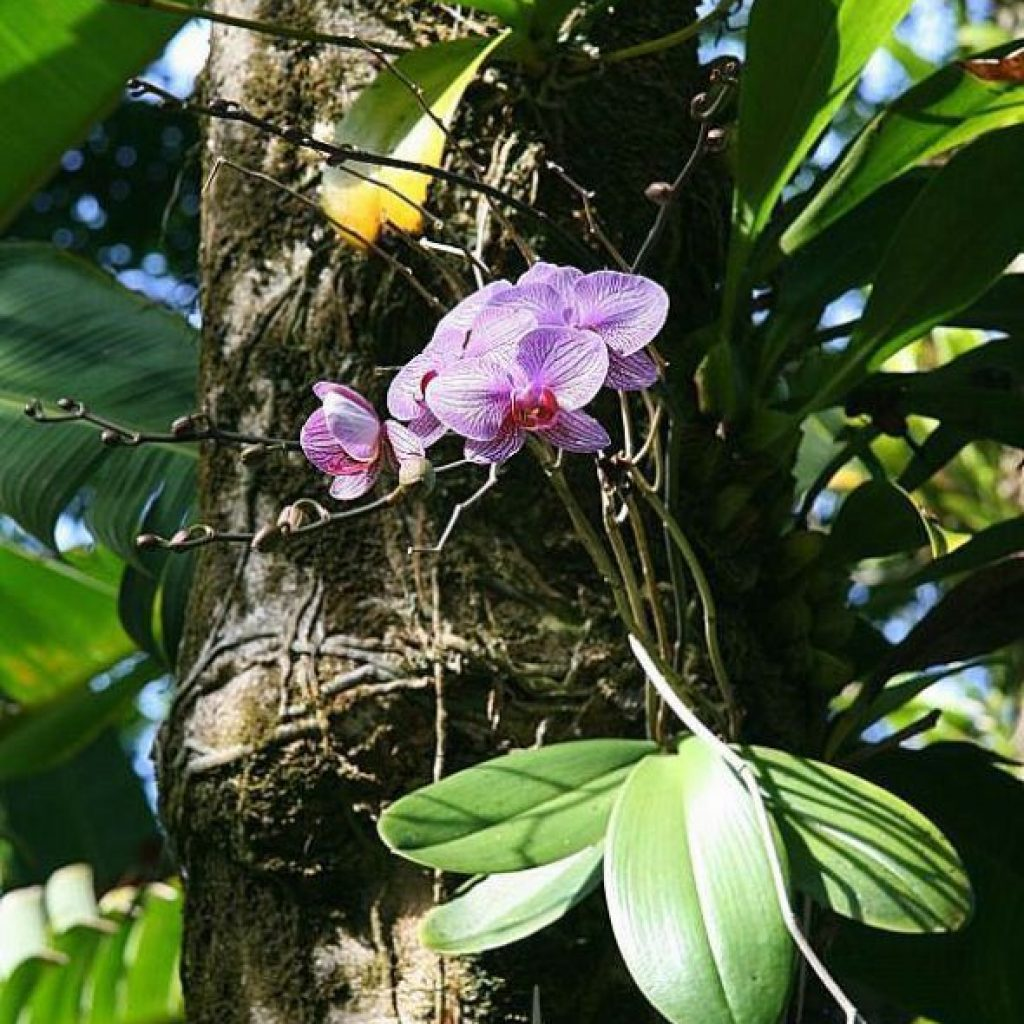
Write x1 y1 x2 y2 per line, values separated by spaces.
512 386 559 429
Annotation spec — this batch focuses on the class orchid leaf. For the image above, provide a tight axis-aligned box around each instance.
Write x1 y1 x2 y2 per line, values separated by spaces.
322 35 506 245
903 516 1024 588
378 739 655 873
830 744 1024 1024
604 741 792 1024
746 746 972 932
826 479 930 563
783 41 1024 251
421 844 604 955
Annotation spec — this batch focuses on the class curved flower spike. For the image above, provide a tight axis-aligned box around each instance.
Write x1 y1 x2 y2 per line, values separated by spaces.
427 328 610 464
302 382 424 500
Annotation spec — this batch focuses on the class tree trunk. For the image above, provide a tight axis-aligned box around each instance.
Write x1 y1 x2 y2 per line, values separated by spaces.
156 2 747 1021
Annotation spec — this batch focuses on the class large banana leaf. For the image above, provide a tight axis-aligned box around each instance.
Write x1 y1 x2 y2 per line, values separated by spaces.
0 242 197 562
0 543 132 707
0 0 189 228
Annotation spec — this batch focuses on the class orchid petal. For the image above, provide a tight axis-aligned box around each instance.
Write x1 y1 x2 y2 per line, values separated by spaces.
383 419 426 467
516 328 608 410
300 408 363 476
404 409 447 448
541 409 611 453
328 463 380 501
427 356 518 441
574 271 669 356
464 304 537 358
487 282 567 327
431 280 514 351
605 349 659 391
465 427 525 464
519 263 584 310
321 386 381 462
388 351 441 421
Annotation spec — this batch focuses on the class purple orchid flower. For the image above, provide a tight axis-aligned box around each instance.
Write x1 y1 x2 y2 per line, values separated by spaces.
483 262 668 391
301 382 424 500
426 328 611 463
386 280 532 446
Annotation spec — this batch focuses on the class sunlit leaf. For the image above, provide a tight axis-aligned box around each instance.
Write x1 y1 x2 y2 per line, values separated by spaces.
421 844 603 955
321 35 506 245
0 0 189 228
746 746 972 932
784 42 1024 250
605 741 791 1024
378 739 655 873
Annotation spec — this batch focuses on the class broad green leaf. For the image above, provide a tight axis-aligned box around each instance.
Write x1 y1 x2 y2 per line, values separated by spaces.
0 0 187 228
421 844 603 955
322 35 506 245
444 0 527 28
746 746 972 932
0 243 197 561
605 742 792 1024
784 42 1024 251
0 731 159 891
830 744 1024 1024
904 516 1024 588
0 870 183 1024
734 0 913 248
827 479 930 563
0 543 133 706
0 658 158 783
950 272 1024 334
861 663 985 732
807 126 1024 410
876 555 1024 679
897 424 972 492
378 739 656 873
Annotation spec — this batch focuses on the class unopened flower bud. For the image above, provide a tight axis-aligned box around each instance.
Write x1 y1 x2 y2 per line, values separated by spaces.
399 456 435 491
23 400 41 418
136 533 161 550
100 429 122 446
171 415 196 437
169 529 191 549
240 443 266 464
644 181 675 205
705 126 729 153
57 397 76 411
251 524 280 551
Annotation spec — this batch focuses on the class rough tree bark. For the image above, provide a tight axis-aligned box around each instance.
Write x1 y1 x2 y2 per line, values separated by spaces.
153 2 803 1021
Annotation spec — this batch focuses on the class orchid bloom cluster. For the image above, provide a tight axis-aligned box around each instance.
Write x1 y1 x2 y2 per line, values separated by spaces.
300 262 669 499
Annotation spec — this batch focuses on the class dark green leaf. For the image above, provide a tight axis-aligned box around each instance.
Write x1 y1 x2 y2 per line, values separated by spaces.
904 516 1024 587
827 480 930 563
830 744 1024 1024
605 741 792 1024
784 42 1024 250
0 243 197 560
378 739 656 873
746 746 972 932
949 272 1024 334
877 555 1024 679
420 844 603 955
0 0 187 227
807 126 1024 409
0 731 159 890
0 544 133 706
0 658 158 783
897 424 972 491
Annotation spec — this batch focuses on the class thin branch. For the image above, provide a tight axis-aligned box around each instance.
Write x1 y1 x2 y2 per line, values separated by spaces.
629 637 866 1024
409 464 500 553
546 161 629 270
631 58 738 273
24 398 299 451
598 0 738 66
107 0 408 55
128 78 590 262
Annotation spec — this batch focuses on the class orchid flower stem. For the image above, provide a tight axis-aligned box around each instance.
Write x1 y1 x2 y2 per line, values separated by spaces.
409 464 500 554
629 638 867 1024
106 0 408 55
629 469 741 738
599 0 737 66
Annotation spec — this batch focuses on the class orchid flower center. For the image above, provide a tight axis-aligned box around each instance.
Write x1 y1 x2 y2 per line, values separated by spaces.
512 385 559 429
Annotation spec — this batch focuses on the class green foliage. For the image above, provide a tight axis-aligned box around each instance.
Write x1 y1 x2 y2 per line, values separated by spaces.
604 743 791 1024
830 744 1024 1024
826 479 930 563
0 0 189 228
783 40 1024 250
421 844 603 955
747 746 972 932
0 864 184 1024
0 544 133 707
378 739 656 873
